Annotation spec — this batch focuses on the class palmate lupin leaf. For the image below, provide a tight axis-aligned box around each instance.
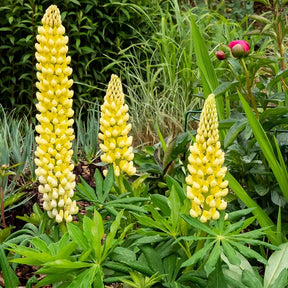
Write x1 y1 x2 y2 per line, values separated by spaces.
179 212 277 276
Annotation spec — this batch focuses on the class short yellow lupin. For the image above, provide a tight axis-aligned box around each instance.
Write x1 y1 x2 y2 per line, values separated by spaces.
99 75 136 176
186 94 228 223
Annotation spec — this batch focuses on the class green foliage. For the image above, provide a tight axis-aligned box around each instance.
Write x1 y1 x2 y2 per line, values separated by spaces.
0 106 35 228
73 103 100 164
16 203 44 227
0 244 18 288
180 211 276 272
76 165 149 218
133 132 190 193
7 209 132 287
2 1 288 287
263 242 288 288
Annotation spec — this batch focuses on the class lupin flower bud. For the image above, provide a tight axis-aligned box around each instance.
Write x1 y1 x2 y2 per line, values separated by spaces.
99 74 136 177
35 5 78 223
186 94 228 223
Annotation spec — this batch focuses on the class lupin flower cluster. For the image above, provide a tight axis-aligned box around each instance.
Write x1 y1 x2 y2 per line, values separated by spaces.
34 5 78 223
186 94 228 223
99 74 136 177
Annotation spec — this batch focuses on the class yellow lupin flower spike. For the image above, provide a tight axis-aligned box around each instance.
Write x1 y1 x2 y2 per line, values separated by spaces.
186 94 228 223
34 5 78 223
99 74 136 177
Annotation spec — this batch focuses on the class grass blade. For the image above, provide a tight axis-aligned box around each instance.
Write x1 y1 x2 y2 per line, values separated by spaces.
238 92 288 204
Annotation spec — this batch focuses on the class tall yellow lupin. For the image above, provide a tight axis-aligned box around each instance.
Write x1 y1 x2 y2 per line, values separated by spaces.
186 94 228 223
34 5 78 223
99 75 136 177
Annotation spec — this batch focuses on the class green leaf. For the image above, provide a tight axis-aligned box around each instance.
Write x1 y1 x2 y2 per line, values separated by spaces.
166 175 186 203
67 266 98 288
156 122 166 152
92 210 104 260
103 261 131 274
190 15 218 96
118 260 155 277
102 165 114 201
181 240 215 267
204 241 221 276
228 241 267 264
170 132 190 159
242 269 263 288
133 213 168 232
9 245 53 265
37 260 93 274
0 227 12 243
227 208 255 222
56 241 78 259
214 81 238 97
94 169 103 202
207 258 227 288
35 274 71 287
67 222 89 251
108 197 148 205
0 245 18 288
151 194 171 216
140 245 164 274
224 118 248 148
181 215 217 236
76 178 97 202
222 251 255 286
249 14 271 24
30 237 51 254
223 221 245 236
168 186 181 232
102 210 124 259
112 247 137 263
267 69 288 93
190 15 225 128
264 242 288 288
69 0 81 6
107 203 147 213
222 241 241 265
260 107 288 122
269 269 288 288
133 235 165 246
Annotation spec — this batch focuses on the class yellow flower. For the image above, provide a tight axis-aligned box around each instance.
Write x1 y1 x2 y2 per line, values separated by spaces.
99 75 136 176
186 94 228 223
34 5 78 223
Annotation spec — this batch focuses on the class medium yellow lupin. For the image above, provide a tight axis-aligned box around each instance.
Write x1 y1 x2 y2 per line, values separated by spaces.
186 94 228 223
99 74 136 177
34 5 78 223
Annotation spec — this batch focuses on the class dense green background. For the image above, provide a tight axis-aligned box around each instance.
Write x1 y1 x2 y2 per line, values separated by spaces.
0 0 160 114
0 0 253 118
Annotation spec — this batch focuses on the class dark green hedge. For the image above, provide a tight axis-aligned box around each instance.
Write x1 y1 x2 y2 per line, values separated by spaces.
0 0 155 115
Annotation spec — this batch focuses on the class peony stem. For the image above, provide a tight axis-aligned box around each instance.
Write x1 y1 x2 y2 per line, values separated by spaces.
240 58 259 118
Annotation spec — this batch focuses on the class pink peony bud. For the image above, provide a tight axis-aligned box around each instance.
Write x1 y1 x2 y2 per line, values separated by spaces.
216 50 226 60
228 40 250 58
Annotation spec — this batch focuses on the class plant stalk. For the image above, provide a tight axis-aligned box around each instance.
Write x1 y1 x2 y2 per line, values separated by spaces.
240 58 259 118
0 182 7 228
59 222 67 235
